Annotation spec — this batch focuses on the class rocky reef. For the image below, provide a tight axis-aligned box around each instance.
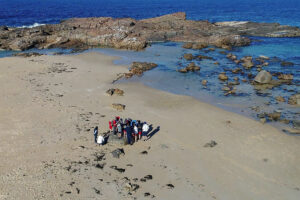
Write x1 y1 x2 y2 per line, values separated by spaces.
1 12 300 51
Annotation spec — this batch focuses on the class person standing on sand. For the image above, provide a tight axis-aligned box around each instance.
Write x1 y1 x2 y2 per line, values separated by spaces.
137 120 142 140
125 121 133 145
93 126 98 143
109 121 112 133
142 122 149 141
133 124 138 142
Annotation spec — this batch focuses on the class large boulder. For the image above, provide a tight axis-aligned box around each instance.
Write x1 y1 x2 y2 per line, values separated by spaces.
254 70 272 84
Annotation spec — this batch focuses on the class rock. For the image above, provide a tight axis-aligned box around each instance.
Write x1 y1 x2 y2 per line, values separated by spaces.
196 55 213 60
226 53 237 61
202 80 208 86
1 13 300 52
124 183 139 192
111 148 125 158
178 62 200 73
106 88 124 96
242 60 254 69
110 166 126 173
208 48 215 51
288 94 300 106
182 43 193 49
213 62 219 65
267 112 281 121
166 184 175 189
277 74 293 80
232 68 242 74
183 53 194 60
218 72 228 81
204 140 217 148
275 96 285 102
222 86 231 91
254 70 272 84
13 52 44 57
280 61 294 66
112 103 126 111
129 62 158 76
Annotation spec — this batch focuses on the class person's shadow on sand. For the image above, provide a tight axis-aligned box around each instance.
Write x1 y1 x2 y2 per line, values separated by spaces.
147 125 160 140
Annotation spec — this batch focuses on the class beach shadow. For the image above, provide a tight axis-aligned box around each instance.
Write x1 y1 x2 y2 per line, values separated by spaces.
147 125 160 140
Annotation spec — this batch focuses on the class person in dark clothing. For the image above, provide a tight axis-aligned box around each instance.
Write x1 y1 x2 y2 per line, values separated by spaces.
137 120 142 140
125 122 133 145
93 126 98 143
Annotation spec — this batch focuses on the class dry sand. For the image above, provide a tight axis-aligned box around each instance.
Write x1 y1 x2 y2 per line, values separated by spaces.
0 52 299 200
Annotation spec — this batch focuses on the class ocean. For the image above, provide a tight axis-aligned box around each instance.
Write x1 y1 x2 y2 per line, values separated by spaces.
0 0 299 130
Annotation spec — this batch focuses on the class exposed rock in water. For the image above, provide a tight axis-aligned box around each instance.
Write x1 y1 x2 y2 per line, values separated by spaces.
182 43 208 50
202 80 208 86
123 62 158 78
288 94 300 106
277 74 293 81
106 88 124 96
111 103 126 111
241 56 254 69
218 72 228 81
183 53 194 60
13 52 44 57
280 61 294 66
293 120 300 130
196 55 213 60
254 70 272 84
177 62 200 73
267 112 281 121
2 12 300 51
275 96 285 102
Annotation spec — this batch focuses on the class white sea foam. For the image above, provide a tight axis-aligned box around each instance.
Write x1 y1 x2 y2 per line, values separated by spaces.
17 23 45 28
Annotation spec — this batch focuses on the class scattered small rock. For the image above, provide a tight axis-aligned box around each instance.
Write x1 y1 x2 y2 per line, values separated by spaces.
112 103 126 111
140 151 148 155
106 88 124 96
111 148 125 158
204 140 218 148
166 184 175 189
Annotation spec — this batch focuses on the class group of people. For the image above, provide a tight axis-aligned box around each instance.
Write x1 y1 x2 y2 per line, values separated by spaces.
93 116 150 145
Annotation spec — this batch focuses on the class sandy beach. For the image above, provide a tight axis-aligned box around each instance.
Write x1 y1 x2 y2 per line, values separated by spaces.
0 52 299 200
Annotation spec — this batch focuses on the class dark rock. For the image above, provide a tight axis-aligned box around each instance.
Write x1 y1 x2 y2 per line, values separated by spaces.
111 148 125 158
280 61 294 66
110 166 126 173
267 112 281 121
140 151 148 155
178 62 200 73
166 184 175 189
204 140 218 148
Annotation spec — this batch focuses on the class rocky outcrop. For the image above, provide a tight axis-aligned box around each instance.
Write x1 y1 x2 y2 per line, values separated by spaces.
183 53 193 60
1 12 300 51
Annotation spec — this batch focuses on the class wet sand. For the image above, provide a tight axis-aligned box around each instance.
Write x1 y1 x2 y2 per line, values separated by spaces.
0 52 299 200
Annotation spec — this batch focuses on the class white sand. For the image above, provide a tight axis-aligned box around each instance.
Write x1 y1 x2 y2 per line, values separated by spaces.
0 52 299 200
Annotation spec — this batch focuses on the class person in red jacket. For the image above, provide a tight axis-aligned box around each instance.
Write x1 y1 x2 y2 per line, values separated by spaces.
109 121 112 133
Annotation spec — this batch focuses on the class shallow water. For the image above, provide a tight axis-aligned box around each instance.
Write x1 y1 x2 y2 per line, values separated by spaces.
88 38 300 130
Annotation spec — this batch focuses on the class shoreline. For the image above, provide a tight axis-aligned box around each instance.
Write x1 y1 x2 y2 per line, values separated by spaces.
0 52 299 199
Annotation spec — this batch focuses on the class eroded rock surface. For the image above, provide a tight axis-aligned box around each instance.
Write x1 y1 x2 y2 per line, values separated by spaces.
1 12 300 51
